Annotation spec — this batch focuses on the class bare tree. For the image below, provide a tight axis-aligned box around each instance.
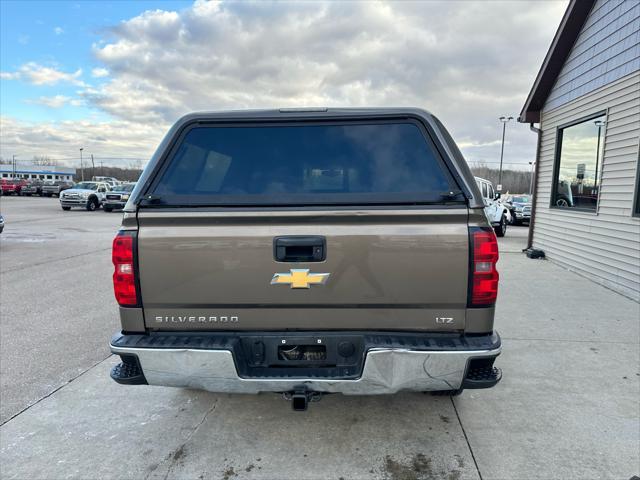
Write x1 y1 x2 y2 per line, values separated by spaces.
470 166 532 194
75 165 143 182
128 159 143 170
32 156 57 166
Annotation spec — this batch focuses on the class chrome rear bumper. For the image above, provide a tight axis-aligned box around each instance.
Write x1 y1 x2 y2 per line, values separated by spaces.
110 335 501 394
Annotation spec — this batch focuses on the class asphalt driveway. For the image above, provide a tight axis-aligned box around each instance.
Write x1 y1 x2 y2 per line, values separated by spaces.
0 197 638 480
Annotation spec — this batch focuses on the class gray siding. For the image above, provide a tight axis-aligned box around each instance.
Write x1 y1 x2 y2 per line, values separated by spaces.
535 71 640 300
545 0 640 111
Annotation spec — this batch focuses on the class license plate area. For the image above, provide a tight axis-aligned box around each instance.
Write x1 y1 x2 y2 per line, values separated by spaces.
278 344 326 362
238 334 365 378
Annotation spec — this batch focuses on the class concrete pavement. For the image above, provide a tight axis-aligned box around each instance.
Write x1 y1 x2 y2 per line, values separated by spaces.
0 196 122 423
0 197 638 479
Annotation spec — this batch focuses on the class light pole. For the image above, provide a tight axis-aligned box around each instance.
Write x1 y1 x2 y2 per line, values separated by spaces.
498 116 513 191
79 147 84 181
12 154 16 179
529 161 535 195
593 120 605 191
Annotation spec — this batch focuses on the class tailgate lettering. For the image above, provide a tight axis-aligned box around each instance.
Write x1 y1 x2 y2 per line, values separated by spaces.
155 316 239 323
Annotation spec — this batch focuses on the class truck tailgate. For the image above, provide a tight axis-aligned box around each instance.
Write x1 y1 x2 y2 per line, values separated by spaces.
138 208 469 331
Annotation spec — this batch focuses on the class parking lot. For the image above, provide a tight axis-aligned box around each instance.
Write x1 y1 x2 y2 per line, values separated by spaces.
1 195 638 480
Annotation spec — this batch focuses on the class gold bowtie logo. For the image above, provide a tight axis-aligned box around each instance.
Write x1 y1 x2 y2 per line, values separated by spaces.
271 269 330 289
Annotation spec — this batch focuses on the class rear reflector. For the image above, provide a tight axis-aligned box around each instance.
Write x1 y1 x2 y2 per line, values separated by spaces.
112 231 139 307
469 227 499 307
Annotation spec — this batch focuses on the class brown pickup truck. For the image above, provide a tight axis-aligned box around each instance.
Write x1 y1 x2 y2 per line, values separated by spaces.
109 108 501 410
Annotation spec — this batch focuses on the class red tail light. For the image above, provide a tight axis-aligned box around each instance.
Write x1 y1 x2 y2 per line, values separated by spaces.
112 231 140 307
469 227 499 307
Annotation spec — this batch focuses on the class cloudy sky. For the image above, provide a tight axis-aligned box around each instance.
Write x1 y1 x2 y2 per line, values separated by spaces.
0 0 568 170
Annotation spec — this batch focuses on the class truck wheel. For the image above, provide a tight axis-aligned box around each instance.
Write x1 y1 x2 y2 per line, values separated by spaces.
494 215 507 237
62 206 71 211
86 198 99 211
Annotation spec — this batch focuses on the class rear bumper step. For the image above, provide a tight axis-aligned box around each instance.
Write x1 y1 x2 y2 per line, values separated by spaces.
110 331 501 394
110 355 147 385
462 359 502 389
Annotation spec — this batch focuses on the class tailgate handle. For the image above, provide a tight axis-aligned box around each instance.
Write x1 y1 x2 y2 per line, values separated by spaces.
274 236 326 262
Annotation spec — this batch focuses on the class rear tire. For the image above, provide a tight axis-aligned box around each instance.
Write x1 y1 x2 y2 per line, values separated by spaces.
494 214 507 237
62 206 71 211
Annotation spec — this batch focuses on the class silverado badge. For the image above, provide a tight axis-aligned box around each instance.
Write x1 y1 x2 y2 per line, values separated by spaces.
271 269 330 289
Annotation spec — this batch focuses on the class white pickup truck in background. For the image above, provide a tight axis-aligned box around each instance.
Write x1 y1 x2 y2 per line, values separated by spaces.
59 181 111 211
475 176 511 237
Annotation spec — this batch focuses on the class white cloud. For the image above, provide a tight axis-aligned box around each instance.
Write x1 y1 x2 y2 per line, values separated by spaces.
2 62 85 86
0 72 21 80
88 1 566 166
54 26 64 35
91 67 109 78
0 116 163 164
29 95 72 108
2 1 568 166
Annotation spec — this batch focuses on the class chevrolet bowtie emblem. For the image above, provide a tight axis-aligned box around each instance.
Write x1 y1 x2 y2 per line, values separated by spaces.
271 269 330 289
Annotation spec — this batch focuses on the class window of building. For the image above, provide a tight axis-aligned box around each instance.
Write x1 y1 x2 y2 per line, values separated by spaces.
1 173 7 178
39 175 45 179
552 112 606 211
46 175 52 179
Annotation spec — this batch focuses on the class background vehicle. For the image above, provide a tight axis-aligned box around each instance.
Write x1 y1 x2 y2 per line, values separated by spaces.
555 180 574 207
103 183 136 212
21 180 44 196
1 179 27 196
92 176 120 188
475 177 510 237
42 180 74 197
59 181 110 211
0 214 4 234
109 108 502 410
503 194 532 225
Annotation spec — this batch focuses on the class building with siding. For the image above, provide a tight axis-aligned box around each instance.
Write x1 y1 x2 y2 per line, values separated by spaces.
519 0 639 301
0 164 75 181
